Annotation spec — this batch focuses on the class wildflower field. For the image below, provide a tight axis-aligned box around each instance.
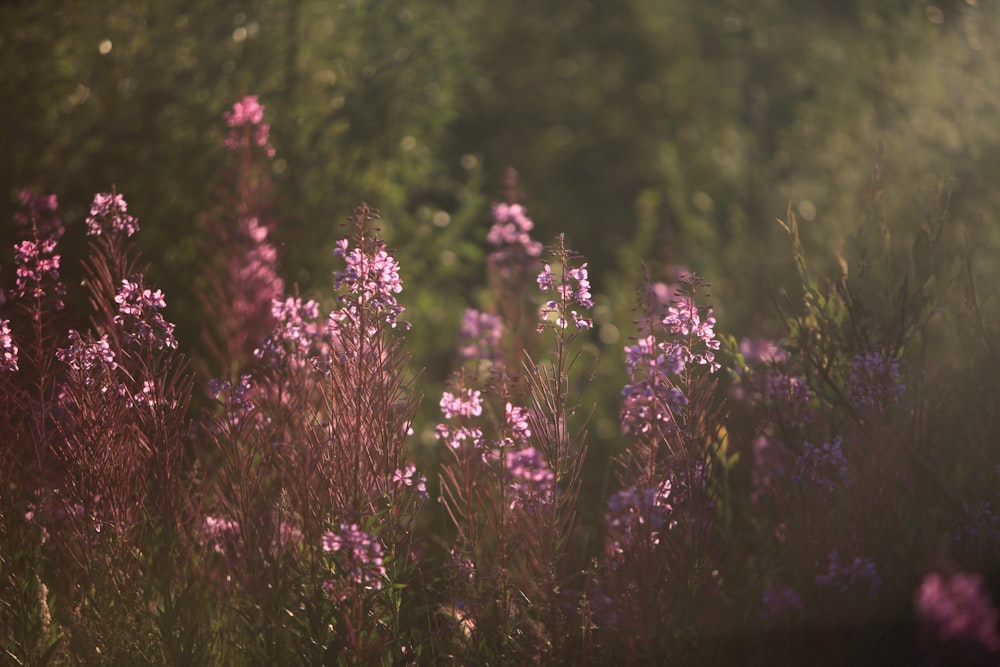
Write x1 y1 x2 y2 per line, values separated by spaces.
4 3 1000 665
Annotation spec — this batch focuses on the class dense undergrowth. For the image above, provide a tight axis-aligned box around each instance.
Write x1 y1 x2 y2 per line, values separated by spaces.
2 97 999 666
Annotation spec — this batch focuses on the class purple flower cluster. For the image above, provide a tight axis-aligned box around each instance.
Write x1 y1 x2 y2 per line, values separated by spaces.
322 523 386 590
619 295 721 436
56 330 117 374
255 296 322 365
815 550 880 599
208 374 255 421
765 372 812 425
0 318 18 372
537 261 594 331
505 402 532 445
331 237 408 331
114 279 178 350
606 480 676 552
487 203 543 263
85 192 139 237
759 585 805 621
440 388 483 420
662 297 722 371
224 95 275 158
458 308 504 365
850 351 904 413
505 446 555 508
12 192 66 308
793 437 851 492
620 334 687 437
230 217 284 319
392 464 429 498
915 571 1000 654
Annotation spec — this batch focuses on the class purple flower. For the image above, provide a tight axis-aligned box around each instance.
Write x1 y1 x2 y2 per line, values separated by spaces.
661 297 721 371
392 464 429 499
224 95 275 158
915 571 1000 653
765 372 813 426
850 351 905 413
505 446 555 508
12 188 65 305
620 334 687 437
815 550 880 599
56 330 117 375
331 237 408 331
435 424 484 450
114 278 178 350
606 480 676 553
85 192 139 237
439 388 483 420
793 437 851 492
209 374 255 421
0 318 18 372
255 296 323 365
488 203 543 261
505 402 532 444
537 255 594 331
458 309 504 364
322 523 386 590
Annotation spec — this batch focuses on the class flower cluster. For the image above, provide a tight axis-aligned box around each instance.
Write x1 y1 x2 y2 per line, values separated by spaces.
458 308 504 365
255 297 322 365
815 550 880 599
661 297 721 371
620 334 687 437
436 387 485 449
915 571 1000 654
229 217 284 322
0 318 18 372
605 480 676 553
56 330 117 374
322 524 386 591
765 372 812 425
537 259 594 331
850 351 905 413
12 192 66 308
505 446 555 509
392 464 429 498
440 388 483 420
223 95 275 158
114 279 178 350
487 202 543 266
793 437 851 492
208 374 255 421
504 402 532 444
85 191 139 237
331 236 408 331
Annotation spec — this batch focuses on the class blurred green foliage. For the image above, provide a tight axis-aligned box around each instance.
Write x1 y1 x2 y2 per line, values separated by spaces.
2 0 998 415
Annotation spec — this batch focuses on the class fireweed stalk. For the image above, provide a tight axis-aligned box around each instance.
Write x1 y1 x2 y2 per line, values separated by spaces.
525 234 595 659
600 271 727 662
437 224 593 661
204 202 425 663
200 95 284 379
0 190 66 665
